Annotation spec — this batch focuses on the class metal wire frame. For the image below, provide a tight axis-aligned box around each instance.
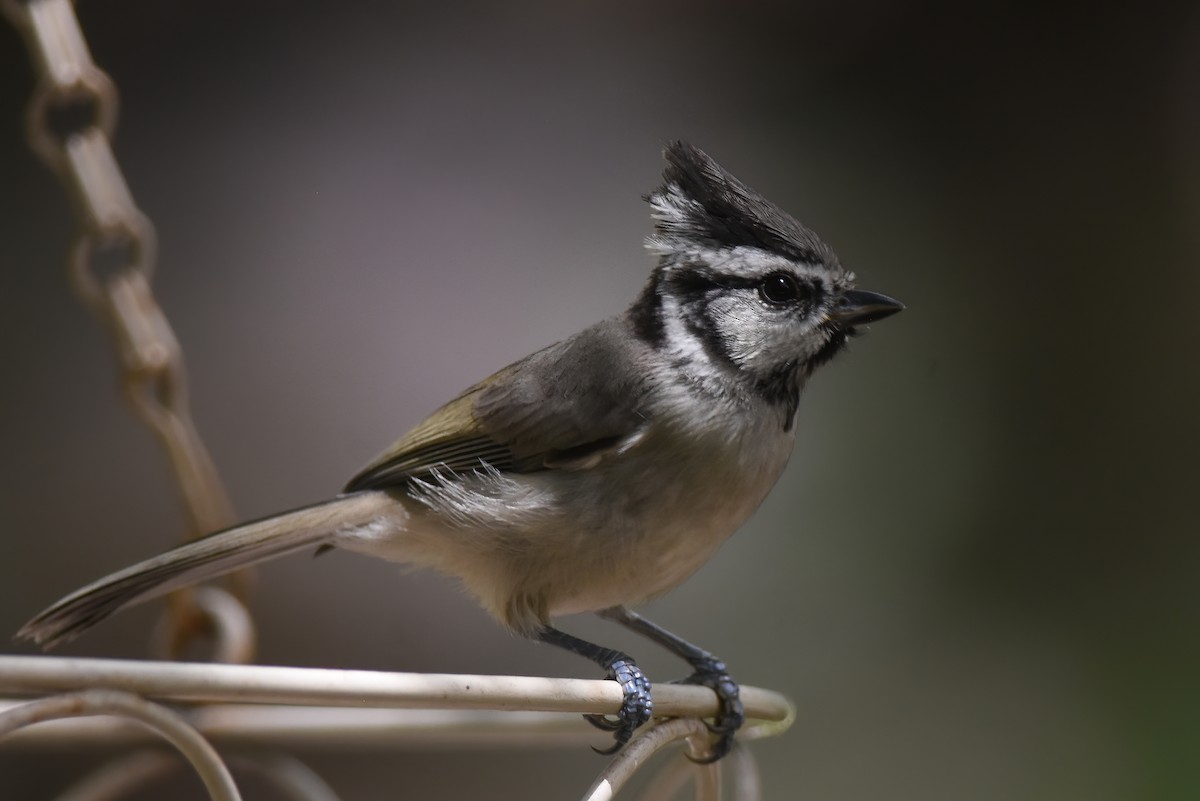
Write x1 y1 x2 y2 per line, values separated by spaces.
0 655 795 800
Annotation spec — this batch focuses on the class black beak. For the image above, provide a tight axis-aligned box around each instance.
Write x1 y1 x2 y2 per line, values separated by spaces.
829 289 905 327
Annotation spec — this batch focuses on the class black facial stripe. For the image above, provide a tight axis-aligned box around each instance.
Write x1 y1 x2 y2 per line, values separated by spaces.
628 273 667 348
668 270 762 296
666 268 823 305
663 268 733 299
663 268 814 370
655 269 739 366
679 293 736 367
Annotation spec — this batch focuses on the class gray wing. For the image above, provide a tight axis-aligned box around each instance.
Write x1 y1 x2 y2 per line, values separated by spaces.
345 317 651 491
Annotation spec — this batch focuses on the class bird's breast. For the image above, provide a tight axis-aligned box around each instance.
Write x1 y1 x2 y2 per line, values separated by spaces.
543 413 795 616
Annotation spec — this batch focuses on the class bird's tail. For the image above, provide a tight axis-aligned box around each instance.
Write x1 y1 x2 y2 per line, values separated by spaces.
17 491 394 649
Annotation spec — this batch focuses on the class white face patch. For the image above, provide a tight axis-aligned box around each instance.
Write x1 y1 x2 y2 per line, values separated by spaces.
638 239 855 419
659 292 714 365
635 158 864 421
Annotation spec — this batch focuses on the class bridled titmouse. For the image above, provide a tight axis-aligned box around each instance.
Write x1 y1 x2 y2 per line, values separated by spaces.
18 141 903 760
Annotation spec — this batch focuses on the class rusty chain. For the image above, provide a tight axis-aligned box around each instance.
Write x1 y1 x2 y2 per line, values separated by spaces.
2 0 251 661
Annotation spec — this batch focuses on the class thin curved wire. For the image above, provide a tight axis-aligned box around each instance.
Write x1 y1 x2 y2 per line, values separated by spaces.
56 751 342 801
150 587 257 665
227 753 343 801
631 744 759 801
56 751 180 801
581 719 719 801
0 690 241 801
634 752 696 801
729 744 762 801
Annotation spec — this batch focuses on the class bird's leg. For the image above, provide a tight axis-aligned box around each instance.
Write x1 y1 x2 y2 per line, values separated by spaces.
598 605 743 763
536 626 653 754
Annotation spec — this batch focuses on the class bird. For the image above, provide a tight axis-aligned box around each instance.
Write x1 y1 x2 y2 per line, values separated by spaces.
18 141 903 761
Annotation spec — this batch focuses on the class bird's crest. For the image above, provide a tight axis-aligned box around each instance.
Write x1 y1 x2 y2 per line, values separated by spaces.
646 141 837 268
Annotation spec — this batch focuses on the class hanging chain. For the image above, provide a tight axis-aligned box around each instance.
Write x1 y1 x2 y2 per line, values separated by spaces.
2 0 252 661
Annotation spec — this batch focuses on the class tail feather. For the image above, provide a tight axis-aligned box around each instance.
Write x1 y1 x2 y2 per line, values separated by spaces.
17 491 393 649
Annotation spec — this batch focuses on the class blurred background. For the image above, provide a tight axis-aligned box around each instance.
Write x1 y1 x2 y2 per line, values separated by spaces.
1 1 1198 798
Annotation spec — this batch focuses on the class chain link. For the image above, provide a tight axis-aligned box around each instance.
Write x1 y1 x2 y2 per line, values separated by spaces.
3 0 251 661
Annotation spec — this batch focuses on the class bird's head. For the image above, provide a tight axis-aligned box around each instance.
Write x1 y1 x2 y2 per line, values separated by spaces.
631 141 903 412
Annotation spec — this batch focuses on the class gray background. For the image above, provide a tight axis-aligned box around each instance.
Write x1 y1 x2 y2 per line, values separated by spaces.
2 1 1198 799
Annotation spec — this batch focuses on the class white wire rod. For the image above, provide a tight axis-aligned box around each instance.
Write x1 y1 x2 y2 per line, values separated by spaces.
0 689 241 801
0 655 795 725
0 703 601 750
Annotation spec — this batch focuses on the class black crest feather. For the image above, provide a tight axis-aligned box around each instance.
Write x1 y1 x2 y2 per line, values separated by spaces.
648 141 835 266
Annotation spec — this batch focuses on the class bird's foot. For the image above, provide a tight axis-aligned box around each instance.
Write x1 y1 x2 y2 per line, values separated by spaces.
678 655 743 763
584 657 653 754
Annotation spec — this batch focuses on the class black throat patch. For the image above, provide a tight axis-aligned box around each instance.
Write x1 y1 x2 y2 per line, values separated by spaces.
755 362 804 431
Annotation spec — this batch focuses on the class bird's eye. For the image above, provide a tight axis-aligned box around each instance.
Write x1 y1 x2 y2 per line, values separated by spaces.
758 273 803 305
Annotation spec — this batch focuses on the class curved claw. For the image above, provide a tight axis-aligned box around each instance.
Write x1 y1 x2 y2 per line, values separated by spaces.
586 657 653 755
687 735 735 765
583 713 624 732
591 740 624 756
678 658 744 762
